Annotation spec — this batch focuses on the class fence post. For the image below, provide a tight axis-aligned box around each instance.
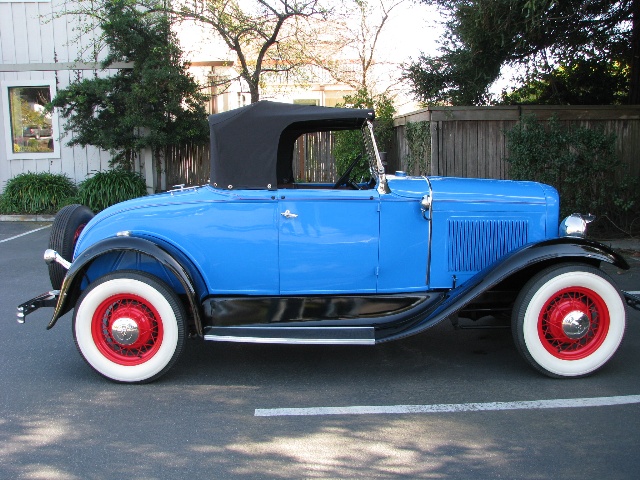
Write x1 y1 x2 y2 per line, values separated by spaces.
141 146 155 194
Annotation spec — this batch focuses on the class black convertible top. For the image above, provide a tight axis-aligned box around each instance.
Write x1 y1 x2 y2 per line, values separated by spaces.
208 101 375 190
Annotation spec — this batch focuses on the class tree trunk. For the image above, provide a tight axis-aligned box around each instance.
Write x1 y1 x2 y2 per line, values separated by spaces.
629 0 640 104
248 80 260 104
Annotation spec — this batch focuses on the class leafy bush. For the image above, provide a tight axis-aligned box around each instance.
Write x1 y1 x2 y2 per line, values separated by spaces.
78 169 148 212
404 121 430 175
505 115 640 234
0 172 77 214
334 89 396 182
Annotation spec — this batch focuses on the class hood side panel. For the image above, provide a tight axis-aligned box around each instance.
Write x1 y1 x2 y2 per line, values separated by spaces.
428 177 556 288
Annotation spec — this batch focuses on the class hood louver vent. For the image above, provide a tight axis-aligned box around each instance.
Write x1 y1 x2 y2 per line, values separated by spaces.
448 219 528 273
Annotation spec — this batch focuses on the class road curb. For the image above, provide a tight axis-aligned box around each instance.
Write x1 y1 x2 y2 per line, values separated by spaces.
597 238 640 254
0 215 55 222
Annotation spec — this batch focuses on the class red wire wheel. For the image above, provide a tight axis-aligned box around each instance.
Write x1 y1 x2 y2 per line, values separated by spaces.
512 264 626 378
73 271 187 383
537 287 610 360
73 223 87 244
91 294 164 366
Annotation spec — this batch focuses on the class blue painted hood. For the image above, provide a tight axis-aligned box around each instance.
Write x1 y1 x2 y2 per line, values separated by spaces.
386 175 430 198
428 176 552 207
386 175 558 211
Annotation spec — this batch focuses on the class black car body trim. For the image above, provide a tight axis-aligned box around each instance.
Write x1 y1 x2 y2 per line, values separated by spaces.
376 237 629 342
202 294 433 326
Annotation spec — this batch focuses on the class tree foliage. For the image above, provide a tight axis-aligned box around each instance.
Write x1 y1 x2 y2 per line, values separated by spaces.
405 0 637 105
51 0 209 166
500 59 629 105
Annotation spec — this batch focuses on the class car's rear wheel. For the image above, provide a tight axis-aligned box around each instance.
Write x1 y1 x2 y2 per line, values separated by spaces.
48 204 94 289
73 271 187 383
512 263 626 378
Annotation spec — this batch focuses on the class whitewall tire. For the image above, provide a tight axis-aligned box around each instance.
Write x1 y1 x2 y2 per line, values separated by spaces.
512 264 626 378
73 271 187 383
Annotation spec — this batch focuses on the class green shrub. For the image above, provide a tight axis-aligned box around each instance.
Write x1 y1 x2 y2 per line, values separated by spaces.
78 168 147 212
505 114 640 234
1 172 77 214
404 121 430 175
334 89 396 182
334 129 367 181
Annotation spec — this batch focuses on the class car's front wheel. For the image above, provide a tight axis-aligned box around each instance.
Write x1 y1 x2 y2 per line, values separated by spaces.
73 271 187 383
512 263 626 378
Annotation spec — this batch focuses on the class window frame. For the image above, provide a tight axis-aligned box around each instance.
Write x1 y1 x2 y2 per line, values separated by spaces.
2 79 61 160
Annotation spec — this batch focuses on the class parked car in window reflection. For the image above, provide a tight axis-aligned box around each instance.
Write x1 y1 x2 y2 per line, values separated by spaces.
22 125 52 139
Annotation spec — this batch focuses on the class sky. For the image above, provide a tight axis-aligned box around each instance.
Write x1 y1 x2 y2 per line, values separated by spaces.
375 1 443 64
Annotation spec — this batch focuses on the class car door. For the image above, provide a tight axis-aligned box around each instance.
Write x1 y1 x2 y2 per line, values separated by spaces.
278 188 380 295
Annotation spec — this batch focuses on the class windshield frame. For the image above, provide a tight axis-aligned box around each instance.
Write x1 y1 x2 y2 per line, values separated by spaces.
362 120 388 194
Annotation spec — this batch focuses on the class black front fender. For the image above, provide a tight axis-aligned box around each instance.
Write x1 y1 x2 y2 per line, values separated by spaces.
377 237 629 342
47 236 204 334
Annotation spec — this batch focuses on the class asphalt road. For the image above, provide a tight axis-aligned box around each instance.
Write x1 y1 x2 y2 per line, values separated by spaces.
1 222 639 479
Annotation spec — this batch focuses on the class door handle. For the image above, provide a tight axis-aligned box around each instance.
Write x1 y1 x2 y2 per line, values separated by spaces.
281 209 298 219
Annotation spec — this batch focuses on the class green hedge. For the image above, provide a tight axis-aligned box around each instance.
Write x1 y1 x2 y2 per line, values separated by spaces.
0 172 77 214
0 169 148 215
505 115 640 235
78 169 148 212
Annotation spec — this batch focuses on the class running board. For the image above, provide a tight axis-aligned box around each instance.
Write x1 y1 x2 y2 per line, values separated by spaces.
203 326 375 345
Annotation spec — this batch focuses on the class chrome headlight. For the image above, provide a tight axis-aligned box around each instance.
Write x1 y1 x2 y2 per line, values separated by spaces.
559 213 595 238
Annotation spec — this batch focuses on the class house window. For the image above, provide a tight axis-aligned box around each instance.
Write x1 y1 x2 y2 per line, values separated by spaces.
293 99 319 106
2 80 60 160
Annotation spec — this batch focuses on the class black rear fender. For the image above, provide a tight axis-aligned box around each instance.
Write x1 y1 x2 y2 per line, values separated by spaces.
47 236 206 335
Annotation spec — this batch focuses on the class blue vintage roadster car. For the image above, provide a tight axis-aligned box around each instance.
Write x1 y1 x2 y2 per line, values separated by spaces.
18 101 639 383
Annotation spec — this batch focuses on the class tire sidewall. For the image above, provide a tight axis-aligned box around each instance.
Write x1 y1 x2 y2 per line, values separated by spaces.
518 267 626 377
74 275 181 383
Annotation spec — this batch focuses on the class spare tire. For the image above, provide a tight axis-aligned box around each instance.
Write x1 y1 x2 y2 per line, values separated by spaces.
48 204 94 289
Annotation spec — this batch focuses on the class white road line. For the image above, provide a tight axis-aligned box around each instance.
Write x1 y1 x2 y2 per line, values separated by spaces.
255 394 640 417
0 225 51 243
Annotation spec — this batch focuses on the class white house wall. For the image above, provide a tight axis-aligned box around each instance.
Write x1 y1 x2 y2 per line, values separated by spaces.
0 0 116 193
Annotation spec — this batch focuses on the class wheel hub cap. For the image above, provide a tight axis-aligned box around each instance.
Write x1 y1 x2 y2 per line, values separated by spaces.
538 286 611 360
561 310 590 339
110 317 140 345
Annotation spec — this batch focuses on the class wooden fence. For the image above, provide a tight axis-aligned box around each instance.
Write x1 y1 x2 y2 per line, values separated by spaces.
163 143 210 188
292 131 336 182
162 106 640 188
390 105 640 179
163 132 337 188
